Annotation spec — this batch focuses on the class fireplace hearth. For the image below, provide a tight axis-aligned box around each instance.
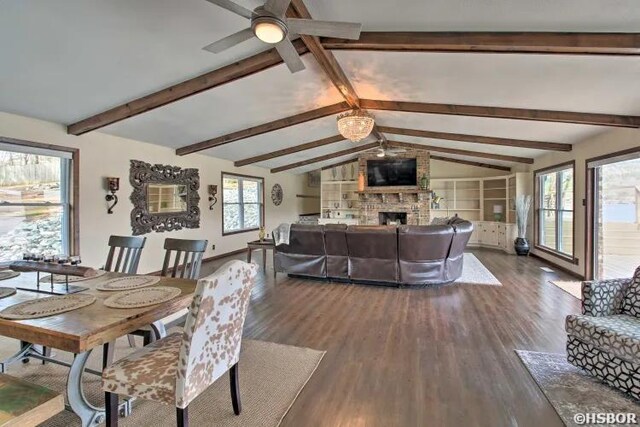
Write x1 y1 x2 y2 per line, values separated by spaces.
379 212 407 225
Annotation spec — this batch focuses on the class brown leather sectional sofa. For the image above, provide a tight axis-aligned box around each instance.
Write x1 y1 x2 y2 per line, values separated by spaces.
274 219 473 286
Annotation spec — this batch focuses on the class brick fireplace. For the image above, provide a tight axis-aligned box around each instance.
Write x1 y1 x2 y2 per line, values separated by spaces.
357 148 431 225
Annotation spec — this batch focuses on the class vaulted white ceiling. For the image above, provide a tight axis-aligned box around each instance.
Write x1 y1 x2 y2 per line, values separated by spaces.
1 0 639 173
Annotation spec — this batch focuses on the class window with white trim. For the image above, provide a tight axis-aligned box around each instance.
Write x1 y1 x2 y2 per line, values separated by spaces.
0 143 74 262
222 173 264 235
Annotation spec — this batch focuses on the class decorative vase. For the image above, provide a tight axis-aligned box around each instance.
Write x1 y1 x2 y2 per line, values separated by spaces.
514 237 530 256
419 174 429 190
358 171 365 192
258 227 266 241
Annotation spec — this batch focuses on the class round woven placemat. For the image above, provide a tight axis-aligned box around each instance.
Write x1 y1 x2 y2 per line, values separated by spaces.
0 270 20 281
0 287 16 299
40 269 107 284
0 294 97 320
96 276 160 291
103 287 181 309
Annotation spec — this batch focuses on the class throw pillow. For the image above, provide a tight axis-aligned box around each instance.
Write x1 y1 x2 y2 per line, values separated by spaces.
621 266 640 317
431 216 450 225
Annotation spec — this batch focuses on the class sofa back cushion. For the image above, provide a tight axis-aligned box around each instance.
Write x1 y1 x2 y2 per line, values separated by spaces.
324 224 349 279
397 225 454 261
276 224 326 255
621 266 640 317
346 225 398 282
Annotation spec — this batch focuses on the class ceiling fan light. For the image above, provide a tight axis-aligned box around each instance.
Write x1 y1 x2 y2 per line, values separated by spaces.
254 20 286 44
337 109 375 143
376 151 385 157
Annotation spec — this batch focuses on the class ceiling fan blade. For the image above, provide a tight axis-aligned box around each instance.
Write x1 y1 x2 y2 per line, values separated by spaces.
204 0 254 19
264 0 292 17
275 38 305 73
287 19 362 40
202 27 255 53
386 148 407 154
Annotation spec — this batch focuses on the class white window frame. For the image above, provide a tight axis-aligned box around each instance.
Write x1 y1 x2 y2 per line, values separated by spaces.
222 173 264 235
0 139 77 262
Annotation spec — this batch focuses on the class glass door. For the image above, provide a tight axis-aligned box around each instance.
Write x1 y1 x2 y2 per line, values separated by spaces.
591 155 640 280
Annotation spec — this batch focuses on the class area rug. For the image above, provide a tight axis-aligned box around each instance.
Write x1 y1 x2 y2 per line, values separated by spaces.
0 335 325 427
455 253 501 286
549 280 582 299
516 350 640 426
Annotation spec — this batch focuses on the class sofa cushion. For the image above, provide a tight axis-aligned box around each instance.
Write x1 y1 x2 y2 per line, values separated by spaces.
566 314 640 364
621 266 640 317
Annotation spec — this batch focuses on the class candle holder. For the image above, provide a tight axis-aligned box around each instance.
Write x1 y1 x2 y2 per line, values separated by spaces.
105 177 120 214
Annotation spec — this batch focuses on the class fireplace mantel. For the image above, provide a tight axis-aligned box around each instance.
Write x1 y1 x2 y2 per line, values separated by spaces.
357 188 432 195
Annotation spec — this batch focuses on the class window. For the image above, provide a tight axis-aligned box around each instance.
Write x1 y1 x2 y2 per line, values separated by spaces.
0 139 78 263
222 173 264 235
535 162 574 259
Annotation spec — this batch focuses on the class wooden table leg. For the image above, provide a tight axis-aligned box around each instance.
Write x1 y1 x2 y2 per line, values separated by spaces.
262 249 266 272
247 247 252 263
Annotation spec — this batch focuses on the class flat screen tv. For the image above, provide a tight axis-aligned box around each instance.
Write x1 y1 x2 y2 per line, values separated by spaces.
367 158 417 187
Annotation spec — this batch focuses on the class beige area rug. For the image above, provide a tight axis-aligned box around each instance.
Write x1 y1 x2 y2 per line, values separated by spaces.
0 335 324 427
549 280 582 300
455 253 501 286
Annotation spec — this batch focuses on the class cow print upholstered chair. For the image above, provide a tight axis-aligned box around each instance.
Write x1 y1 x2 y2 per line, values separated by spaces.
102 260 259 427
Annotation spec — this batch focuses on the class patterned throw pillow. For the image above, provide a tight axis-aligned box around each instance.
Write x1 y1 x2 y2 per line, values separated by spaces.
431 216 450 225
621 266 640 317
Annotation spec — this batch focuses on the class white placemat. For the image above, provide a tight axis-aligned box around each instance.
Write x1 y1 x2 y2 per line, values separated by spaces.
0 294 96 320
103 287 181 309
96 276 161 291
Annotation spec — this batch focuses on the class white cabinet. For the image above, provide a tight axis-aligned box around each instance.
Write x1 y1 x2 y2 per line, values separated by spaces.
470 221 518 254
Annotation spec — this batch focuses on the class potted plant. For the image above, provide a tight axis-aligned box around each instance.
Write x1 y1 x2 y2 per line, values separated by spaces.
514 195 532 256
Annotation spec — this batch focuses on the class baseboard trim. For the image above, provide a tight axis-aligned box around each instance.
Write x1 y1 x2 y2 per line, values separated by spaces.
147 248 247 276
530 252 585 280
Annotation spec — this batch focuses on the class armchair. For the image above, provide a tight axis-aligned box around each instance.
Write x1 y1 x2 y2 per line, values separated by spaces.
565 267 640 399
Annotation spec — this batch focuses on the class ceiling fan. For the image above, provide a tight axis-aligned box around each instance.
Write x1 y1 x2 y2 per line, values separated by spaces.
202 0 363 73
372 141 407 158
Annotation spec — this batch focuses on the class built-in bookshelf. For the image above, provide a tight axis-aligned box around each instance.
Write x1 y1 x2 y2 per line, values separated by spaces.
431 173 527 223
319 180 360 224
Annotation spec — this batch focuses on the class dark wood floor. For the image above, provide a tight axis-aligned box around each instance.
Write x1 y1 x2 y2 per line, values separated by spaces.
202 248 581 427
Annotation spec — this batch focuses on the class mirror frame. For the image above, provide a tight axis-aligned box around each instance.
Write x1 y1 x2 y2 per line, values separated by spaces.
129 160 200 235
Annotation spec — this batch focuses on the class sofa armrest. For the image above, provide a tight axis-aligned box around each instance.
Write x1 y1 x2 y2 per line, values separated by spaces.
582 277 631 316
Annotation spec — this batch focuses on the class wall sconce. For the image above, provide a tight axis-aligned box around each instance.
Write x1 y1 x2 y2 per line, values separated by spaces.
105 177 119 214
208 185 218 210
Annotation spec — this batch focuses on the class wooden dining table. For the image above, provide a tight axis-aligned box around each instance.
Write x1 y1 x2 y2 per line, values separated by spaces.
0 271 197 427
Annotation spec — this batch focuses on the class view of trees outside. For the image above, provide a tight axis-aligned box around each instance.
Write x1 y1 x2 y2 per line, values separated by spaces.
223 175 262 233
597 157 640 278
0 151 64 262
539 168 574 255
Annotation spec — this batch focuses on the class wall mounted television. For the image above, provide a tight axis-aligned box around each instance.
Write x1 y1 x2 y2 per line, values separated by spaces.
367 158 417 187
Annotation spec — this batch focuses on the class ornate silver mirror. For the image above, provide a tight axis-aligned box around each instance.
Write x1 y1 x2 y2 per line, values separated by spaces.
130 160 200 235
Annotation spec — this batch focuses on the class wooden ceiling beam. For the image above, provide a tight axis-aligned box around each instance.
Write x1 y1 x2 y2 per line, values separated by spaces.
321 32 640 56
271 142 377 173
378 125 571 152
176 102 349 155
362 99 640 128
234 134 344 167
288 0 361 109
430 155 511 172
387 140 533 164
321 157 359 171
67 40 309 135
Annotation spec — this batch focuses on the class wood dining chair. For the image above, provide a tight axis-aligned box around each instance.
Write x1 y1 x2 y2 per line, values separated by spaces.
104 235 147 274
103 260 258 427
129 238 208 347
161 238 208 279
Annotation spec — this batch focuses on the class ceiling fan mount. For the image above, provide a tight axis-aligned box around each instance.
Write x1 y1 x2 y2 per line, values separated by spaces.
203 0 362 73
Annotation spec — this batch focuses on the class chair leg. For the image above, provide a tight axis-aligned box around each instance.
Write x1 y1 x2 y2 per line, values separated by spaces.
41 346 51 365
105 392 119 427
103 342 115 369
177 406 189 427
230 363 241 415
127 335 137 348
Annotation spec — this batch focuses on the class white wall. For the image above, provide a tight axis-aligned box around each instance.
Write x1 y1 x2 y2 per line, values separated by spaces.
528 128 640 277
0 112 315 274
